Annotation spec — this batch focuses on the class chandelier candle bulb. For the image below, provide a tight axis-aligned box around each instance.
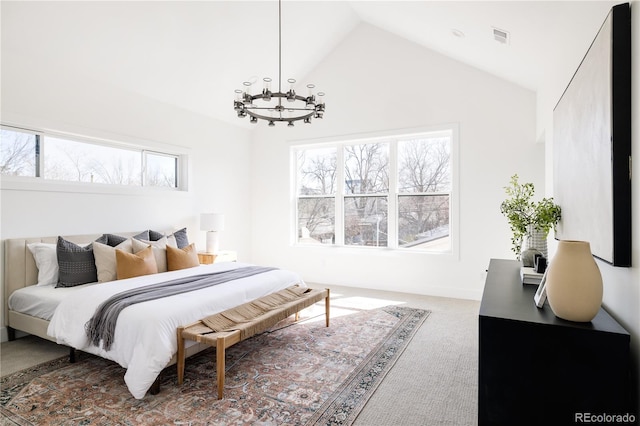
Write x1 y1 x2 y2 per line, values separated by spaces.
287 78 296 101
306 84 315 106
262 78 272 100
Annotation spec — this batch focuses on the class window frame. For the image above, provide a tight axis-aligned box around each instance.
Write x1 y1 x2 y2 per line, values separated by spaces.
1 124 189 194
291 124 459 255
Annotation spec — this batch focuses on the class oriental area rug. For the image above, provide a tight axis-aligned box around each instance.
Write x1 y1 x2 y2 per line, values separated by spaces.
1 306 429 426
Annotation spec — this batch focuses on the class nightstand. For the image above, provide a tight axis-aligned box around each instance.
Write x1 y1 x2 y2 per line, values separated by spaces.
198 250 238 264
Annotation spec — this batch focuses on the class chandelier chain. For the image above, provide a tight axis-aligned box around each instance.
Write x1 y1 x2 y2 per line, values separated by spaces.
278 0 282 96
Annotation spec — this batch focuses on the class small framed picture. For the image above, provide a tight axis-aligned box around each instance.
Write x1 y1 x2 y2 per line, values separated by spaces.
534 270 548 308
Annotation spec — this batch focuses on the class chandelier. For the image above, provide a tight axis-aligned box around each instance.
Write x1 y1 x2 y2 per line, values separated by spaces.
233 0 325 127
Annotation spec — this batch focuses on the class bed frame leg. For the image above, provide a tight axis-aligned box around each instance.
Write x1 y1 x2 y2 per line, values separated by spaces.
7 327 15 341
69 347 76 363
150 375 161 395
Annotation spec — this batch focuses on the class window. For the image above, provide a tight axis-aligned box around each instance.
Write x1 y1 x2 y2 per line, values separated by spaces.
296 147 336 244
344 142 389 247
294 127 455 252
1 126 181 189
396 136 451 250
0 128 38 177
144 152 178 188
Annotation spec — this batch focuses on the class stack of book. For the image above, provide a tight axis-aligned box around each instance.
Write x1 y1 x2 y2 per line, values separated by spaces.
521 267 544 285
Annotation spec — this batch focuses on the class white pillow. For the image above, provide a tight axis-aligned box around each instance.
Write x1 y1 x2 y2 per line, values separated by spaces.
131 236 176 273
27 243 58 286
94 239 134 283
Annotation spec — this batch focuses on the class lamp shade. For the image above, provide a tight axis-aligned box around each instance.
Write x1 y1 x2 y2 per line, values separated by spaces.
200 213 225 232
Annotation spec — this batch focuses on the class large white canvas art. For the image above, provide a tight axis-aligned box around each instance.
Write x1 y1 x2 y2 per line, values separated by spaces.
553 4 631 266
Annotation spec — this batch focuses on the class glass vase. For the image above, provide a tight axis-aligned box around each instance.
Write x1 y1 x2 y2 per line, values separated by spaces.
523 225 548 258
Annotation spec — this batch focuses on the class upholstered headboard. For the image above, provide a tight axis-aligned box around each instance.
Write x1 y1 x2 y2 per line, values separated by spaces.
3 232 140 325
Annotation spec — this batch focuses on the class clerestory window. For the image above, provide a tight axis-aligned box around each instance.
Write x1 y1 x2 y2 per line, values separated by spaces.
1 126 183 190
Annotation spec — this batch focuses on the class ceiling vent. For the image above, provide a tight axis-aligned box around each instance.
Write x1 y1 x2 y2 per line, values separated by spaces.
492 27 509 45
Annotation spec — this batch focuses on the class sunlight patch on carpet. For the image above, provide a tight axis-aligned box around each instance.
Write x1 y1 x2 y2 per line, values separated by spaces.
330 296 406 310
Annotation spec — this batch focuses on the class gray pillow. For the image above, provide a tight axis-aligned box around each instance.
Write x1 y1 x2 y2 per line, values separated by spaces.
148 229 164 241
173 228 189 249
149 228 189 249
133 230 150 241
56 235 108 288
104 233 128 247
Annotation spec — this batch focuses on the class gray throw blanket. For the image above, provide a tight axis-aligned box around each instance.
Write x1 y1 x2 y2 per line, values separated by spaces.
85 266 277 351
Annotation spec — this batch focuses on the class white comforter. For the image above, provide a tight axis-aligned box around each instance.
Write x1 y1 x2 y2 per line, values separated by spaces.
47 262 305 399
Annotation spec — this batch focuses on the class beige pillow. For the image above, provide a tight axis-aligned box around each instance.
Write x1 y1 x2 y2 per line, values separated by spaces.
94 239 134 283
166 243 200 271
131 236 176 273
116 246 158 280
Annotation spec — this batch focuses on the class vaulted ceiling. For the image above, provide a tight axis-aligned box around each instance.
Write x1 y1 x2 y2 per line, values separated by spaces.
1 1 619 128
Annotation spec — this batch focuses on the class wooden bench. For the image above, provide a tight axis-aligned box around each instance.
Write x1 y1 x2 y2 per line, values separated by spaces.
176 286 330 399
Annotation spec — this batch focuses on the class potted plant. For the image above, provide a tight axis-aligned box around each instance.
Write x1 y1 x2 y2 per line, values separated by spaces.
500 174 561 259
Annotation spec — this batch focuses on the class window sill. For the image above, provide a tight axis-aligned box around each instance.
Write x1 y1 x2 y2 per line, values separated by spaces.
292 242 454 256
0 175 190 197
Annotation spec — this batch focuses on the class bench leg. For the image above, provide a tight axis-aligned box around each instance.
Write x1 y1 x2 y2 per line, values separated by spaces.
216 336 226 399
177 327 185 385
325 289 330 327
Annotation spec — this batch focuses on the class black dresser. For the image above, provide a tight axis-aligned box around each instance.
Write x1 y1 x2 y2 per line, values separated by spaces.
478 259 632 425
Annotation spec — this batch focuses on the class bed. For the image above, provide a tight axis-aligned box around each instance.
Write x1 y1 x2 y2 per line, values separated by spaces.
3 232 305 399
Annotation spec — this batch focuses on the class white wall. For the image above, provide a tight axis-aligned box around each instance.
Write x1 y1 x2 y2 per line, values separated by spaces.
249 23 541 300
0 47 254 339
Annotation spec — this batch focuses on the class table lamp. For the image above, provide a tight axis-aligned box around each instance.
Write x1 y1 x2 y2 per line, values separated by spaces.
200 213 225 254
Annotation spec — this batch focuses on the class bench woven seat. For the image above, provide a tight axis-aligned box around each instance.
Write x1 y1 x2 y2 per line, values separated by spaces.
177 285 330 399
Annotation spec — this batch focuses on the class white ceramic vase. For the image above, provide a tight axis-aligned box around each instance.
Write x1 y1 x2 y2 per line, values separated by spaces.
545 240 603 322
